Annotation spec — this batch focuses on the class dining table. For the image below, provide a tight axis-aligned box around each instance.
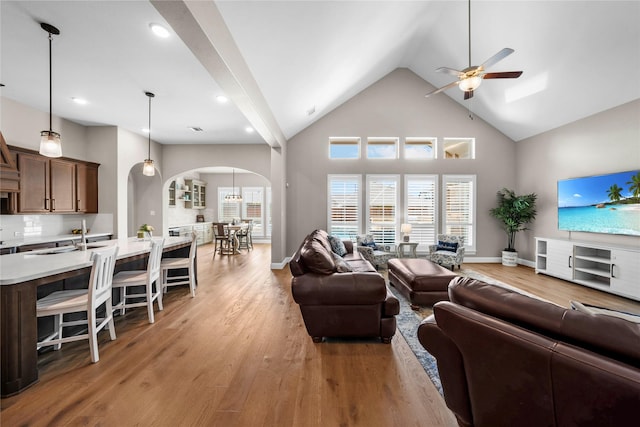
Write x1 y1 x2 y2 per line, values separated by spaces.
223 224 247 254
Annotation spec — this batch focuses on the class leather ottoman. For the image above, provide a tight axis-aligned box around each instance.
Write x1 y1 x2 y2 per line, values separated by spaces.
388 258 458 305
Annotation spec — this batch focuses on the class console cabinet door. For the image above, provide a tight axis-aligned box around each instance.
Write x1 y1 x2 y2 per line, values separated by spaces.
50 159 76 212
546 240 574 281
610 250 640 299
76 163 98 213
17 153 49 213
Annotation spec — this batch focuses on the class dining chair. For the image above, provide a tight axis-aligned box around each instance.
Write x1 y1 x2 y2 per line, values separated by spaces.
36 245 119 363
160 231 197 297
237 221 253 251
112 238 164 323
212 222 231 258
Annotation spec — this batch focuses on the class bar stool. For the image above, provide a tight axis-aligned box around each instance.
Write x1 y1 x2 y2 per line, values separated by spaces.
160 231 197 297
36 245 119 363
112 238 164 324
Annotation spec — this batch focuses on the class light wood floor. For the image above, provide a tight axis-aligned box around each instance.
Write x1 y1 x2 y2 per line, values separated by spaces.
2 245 639 426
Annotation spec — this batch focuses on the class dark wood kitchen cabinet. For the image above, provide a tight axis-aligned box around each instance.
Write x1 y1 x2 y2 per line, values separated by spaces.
76 162 98 213
15 149 98 214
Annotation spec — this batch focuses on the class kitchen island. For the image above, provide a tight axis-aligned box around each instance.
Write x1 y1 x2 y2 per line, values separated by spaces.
0 235 193 397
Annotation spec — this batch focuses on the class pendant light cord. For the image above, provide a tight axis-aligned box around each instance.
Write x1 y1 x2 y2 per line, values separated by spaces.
468 0 471 68
148 94 151 159
48 32 53 132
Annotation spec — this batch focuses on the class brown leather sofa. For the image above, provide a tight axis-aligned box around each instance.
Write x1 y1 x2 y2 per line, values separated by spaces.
290 229 399 343
418 276 640 427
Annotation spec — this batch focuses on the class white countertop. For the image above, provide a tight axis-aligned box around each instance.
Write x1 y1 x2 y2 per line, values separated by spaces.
0 232 113 250
0 236 191 286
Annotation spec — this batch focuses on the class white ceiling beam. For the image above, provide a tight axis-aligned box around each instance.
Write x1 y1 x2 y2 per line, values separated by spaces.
151 0 285 148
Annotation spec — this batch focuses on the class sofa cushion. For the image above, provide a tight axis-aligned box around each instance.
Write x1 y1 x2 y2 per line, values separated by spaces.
328 234 347 257
300 238 336 275
332 252 353 273
346 259 377 273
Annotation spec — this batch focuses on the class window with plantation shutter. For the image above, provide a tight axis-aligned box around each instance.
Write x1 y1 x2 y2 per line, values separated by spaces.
404 175 437 251
242 187 264 237
329 137 360 159
327 175 361 240
218 187 241 221
442 175 476 253
366 175 399 246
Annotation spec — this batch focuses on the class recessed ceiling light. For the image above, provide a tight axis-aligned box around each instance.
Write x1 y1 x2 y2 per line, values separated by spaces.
71 97 88 105
149 23 170 38
216 95 228 103
245 126 254 133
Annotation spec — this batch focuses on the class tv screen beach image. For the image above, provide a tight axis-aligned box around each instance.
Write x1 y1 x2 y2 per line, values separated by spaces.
558 170 640 236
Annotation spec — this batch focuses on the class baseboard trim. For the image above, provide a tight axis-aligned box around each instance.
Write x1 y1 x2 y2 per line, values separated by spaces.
271 257 291 270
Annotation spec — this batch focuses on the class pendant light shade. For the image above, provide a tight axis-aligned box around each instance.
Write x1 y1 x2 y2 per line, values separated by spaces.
224 168 242 202
142 91 155 176
39 23 62 158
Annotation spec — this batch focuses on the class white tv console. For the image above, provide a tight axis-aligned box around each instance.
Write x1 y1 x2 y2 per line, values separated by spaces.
535 237 640 301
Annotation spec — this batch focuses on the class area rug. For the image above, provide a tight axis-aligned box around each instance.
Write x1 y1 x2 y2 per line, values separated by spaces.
386 268 508 396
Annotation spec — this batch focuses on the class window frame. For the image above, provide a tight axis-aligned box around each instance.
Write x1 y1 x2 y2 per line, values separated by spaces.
404 174 438 252
327 174 362 241
365 174 400 247
366 137 399 160
441 174 476 254
329 137 361 159
404 137 437 160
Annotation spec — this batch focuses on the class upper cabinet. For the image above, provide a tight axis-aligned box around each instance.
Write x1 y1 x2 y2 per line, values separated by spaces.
184 179 206 209
13 147 99 214
168 181 176 207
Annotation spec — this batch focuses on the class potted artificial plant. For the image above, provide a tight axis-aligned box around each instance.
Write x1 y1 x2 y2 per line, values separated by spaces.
489 188 537 266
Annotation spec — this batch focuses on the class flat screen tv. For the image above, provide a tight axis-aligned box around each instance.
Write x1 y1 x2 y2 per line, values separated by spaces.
558 170 640 236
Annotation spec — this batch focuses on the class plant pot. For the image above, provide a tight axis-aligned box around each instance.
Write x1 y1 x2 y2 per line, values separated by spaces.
502 250 518 267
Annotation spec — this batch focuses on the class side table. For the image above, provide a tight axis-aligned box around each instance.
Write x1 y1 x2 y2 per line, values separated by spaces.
396 242 418 258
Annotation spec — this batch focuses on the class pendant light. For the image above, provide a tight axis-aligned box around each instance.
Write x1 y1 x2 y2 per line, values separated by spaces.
142 91 155 176
224 168 242 202
39 23 62 158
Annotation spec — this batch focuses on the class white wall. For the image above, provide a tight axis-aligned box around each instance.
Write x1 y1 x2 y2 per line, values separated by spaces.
286 68 517 258
516 99 640 261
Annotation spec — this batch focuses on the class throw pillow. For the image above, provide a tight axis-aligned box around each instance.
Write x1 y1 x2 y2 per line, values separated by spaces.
362 241 378 249
332 252 353 273
328 234 347 257
437 241 458 252
570 300 640 323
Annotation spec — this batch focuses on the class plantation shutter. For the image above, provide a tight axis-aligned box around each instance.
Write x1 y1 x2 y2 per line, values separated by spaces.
242 187 264 236
328 175 361 240
405 175 437 249
443 175 476 251
367 175 399 246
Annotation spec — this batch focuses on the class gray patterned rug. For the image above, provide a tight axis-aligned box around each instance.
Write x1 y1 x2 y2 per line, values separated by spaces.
386 268 506 396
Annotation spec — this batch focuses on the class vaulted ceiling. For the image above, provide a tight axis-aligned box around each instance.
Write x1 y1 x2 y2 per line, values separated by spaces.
2 1 638 146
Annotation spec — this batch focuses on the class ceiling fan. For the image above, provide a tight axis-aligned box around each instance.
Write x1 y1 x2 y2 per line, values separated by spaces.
425 0 523 100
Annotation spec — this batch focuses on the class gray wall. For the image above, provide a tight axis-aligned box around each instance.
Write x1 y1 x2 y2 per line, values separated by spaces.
516 99 640 261
286 68 517 258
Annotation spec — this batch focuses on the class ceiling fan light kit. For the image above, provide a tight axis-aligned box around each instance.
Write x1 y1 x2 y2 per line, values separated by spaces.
425 0 523 100
39 22 63 158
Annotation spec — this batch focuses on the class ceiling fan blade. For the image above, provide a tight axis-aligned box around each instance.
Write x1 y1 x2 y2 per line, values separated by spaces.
425 80 460 98
436 67 464 77
483 71 523 79
479 48 514 70
464 90 474 100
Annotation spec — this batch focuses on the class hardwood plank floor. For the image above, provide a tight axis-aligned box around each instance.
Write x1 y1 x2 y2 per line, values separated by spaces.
2 246 638 426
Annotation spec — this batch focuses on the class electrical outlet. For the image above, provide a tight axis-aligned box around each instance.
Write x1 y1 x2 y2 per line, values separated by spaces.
14 231 22 237
150 210 156 216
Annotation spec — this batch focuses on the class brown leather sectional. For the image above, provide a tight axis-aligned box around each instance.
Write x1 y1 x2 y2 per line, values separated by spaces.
418 276 640 427
290 229 399 343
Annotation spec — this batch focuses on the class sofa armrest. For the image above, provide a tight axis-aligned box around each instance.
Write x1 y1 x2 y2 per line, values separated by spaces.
357 245 375 264
292 272 387 305
428 244 438 254
418 307 472 426
382 288 400 316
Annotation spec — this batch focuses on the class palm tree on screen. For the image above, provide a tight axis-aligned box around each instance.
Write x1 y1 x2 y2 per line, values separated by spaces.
607 184 623 203
626 172 640 199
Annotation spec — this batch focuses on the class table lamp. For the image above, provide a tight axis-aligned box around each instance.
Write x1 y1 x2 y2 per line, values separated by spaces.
401 223 412 242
